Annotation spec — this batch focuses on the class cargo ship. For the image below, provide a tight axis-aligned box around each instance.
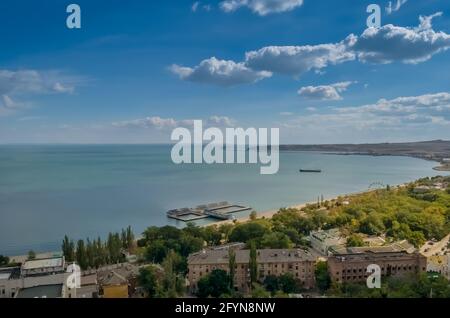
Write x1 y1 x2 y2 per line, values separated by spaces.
299 169 322 173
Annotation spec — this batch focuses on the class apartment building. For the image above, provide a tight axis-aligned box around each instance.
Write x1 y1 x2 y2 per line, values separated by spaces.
328 241 427 284
187 246 316 293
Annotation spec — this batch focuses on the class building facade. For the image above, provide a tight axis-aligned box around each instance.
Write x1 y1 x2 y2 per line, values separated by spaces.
427 255 450 280
187 247 316 294
309 229 346 256
328 241 427 284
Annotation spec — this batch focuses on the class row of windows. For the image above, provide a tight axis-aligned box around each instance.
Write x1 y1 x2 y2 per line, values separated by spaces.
336 264 420 276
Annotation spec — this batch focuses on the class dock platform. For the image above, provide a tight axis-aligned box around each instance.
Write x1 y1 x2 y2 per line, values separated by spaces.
167 202 252 222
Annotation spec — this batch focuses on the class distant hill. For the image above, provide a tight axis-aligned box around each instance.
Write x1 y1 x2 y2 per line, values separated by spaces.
280 140 450 163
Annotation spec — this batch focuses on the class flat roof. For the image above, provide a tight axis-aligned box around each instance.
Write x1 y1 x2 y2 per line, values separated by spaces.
22 257 63 270
0 273 11 280
310 229 343 242
188 248 316 265
16 284 63 298
330 240 416 256
0 267 21 280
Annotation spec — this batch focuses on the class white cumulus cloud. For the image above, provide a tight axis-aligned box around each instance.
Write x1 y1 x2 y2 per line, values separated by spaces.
112 115 236 130
298 81 355 100
245 37 356 77
353 12 450 64
281 92 450 142
170 57 272 86
220 0 303 16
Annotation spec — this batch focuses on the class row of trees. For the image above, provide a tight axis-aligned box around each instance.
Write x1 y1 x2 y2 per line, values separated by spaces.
62 226 135 270
328 273 450 298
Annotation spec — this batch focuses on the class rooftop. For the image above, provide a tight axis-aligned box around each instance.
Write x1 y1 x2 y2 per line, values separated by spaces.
16 284 63 298
0 267 21 280
97 263 139 286
188 248 316 265
310 228 343 242
330 240 416 256
22 257 64 270
81 274 98 286
9 251 63 264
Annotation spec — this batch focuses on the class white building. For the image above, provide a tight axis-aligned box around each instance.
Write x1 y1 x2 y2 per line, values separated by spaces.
309 229 346 256
21 257 65 277
0 266 69 298
0 267 21 298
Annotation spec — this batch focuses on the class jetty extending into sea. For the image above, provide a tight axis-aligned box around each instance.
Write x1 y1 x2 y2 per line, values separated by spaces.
167 202 252 222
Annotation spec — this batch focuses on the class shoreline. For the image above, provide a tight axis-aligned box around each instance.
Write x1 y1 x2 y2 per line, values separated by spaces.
203 178 438 227
281 150 450 172
204 193 356 227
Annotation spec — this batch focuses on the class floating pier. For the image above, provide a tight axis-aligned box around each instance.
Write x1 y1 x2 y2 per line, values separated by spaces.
167 202 252 222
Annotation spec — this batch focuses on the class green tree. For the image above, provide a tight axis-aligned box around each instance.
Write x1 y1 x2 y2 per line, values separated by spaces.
145 240 168 263
346 234 365 247
0 255 9 266
278 273 299 294
27 250 36 260
85 238 94 269
126 226 135 250
197 269 231 298
202 226 222 246
76 240 87 269
228 248 236 290
94 237 106 268
249 211 258 221
160 250 185 297
249 241 258 287
121 228 128 249
359 214 385 235
107 232 123 263
251 284 271 298
62 235 75 262
229 222 268 244
138 265 160 297
315 261 331 293
263 275 279 294
260 232 292 249
218 224 235 242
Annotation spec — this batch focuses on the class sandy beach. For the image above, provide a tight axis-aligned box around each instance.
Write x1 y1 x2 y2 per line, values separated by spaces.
204 187 396 228
204 202 313 227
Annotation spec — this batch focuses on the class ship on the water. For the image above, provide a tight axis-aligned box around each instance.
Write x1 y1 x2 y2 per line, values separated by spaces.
299 169 322 173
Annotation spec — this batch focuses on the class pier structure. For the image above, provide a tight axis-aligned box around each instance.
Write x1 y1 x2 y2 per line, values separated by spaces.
167 202 252 222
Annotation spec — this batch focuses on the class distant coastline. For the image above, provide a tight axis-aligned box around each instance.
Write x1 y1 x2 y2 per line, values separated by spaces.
280 140 450 171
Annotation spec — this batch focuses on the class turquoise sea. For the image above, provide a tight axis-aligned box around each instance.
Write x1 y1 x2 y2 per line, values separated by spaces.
0 144 447 255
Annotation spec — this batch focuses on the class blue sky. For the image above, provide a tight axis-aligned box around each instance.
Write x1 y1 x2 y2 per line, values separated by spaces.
0 0 450 144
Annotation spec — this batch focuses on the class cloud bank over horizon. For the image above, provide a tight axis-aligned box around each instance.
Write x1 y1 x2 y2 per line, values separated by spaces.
172 13 450 88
